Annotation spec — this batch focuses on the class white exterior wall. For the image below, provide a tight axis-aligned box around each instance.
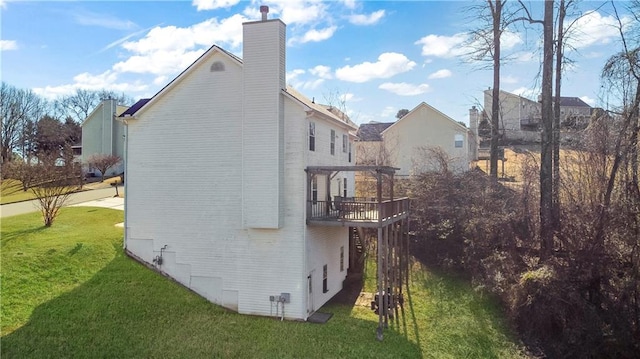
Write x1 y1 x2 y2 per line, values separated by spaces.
242 19 286 229
304 115 352 313
81 100 127 175
125 46 352 320
383 103 470 176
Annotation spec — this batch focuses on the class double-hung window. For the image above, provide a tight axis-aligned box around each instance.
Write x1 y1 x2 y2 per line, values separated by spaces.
454 134 464 148
309 122 316 151
330 129 335 155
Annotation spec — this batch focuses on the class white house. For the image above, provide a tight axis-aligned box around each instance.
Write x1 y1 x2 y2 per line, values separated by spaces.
356 102 473 176
122 8 395 321
81 99 129 176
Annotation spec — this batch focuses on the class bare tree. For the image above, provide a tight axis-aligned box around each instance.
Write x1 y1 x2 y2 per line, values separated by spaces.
86 154 122 182
1 83 46 162
466 0 526 179
58 89 134 123
30 153 82 227
539 0 555 257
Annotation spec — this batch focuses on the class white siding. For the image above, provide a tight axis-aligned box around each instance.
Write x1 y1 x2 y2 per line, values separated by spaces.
242 19 286 229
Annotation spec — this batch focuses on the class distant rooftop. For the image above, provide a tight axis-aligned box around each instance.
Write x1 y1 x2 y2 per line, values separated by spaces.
559 97 591 108
119 98 151 117
356 122 394 141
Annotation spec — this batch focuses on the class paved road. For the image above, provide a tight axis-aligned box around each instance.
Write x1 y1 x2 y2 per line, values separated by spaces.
1 186 122 218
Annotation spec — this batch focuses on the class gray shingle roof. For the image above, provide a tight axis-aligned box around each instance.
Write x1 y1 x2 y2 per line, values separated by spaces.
559 97 591 108
356 122 394 141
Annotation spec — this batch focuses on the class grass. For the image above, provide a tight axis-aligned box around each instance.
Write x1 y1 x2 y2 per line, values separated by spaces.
1 208 527 358
0 179 38 204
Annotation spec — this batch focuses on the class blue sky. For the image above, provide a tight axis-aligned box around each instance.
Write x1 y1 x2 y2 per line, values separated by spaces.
0 0 634 125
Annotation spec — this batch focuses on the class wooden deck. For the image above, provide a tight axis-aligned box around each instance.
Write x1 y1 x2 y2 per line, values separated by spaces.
306 197 409 228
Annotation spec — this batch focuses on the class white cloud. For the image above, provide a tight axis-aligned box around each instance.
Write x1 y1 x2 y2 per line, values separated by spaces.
153 75 168 86
114 14 246 75
261 0 329 26
379 82 430 96
502 75 519 84
348 10 385 26
0 40 17 51
580 96 596 106
192 0 240 11
341 0 357 10
287 69 306 83
428 69 452 79
310 65 333 79
72 10 137 30
380 106 396 118
415 33 467 58
335 52 416 83
511 87 537 99
500 31 523 50
416 30 522 59
33 70 148 99
567 10 631 49
114 49 205 75
290 26 337 45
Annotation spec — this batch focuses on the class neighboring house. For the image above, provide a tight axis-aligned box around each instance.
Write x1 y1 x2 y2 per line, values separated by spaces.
482 89 593 142
121 9 409 322
81 99 129 176
356 102 473 176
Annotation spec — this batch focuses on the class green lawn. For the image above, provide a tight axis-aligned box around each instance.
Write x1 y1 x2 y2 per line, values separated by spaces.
1 179 38 204
1 208 527 358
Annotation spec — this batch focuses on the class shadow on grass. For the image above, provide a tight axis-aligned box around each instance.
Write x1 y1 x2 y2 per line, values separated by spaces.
0 226 47 246
2 250 421 358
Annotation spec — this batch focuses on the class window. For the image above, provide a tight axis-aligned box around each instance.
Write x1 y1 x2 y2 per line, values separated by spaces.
343 178 347 198
323 264 328 293
348 142 352 163
342 134 348 153
454 134 464 148
340 246 344 272
312 176 318 204
309 122 315 151
330 129 335 155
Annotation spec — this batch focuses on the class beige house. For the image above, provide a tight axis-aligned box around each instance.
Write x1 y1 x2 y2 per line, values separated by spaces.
482 89 593 142
356 102 473 177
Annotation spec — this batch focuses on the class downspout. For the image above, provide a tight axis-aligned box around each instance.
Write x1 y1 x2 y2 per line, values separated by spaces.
122 116 130 250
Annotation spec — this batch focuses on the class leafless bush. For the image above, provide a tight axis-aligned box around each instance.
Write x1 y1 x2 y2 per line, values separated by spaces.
30 154 82 227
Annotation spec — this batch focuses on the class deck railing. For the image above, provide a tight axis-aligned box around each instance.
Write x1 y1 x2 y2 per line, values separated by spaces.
307 197 409 223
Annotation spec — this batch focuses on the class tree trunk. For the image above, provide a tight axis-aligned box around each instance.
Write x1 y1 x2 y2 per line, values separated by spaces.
490 0 503 180
540 0 555 258
552 0 566 234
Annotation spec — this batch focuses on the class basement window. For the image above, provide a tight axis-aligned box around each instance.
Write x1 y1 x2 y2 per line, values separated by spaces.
323 264 328 293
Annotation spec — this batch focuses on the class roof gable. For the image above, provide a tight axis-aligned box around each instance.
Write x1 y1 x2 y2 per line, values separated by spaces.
283 86 358 131
133 45 242 118
382 102 467 135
